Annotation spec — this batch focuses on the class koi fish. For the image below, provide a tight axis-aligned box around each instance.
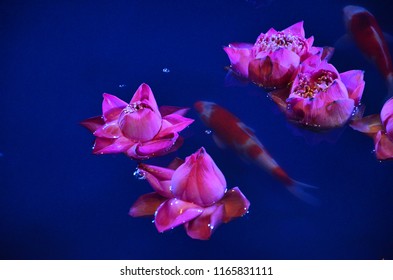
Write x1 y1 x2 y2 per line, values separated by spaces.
194 101 317 205
343 5 393 96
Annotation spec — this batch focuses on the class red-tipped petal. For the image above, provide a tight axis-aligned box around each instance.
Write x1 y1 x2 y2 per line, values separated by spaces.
129 193 167 217
318 98 354 128
159 106 190 117
185 204 225 240
171 147 227 207
249 49 300 88
223 43 253 78
158 115 194 137
349 114 382 135
283 21 305 37
102 93 128 121
381 98 393 127
340 70 365 105
118 105 162 141
93 137 133 154
130 83 159 113
93 121 121 138
129 134 179 158
80 116 105 132
318 80 349 103
220 187 250 223
374 131 393 160
154 199 203 232
137 163 174 197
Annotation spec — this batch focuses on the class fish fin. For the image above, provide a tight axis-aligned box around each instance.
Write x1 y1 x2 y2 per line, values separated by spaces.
212 134 227 149
286 180 319 206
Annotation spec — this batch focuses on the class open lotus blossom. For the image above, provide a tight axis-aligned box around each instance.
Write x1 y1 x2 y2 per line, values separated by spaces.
270 55 365 130
81 83 194 160
129 147 250 240
224 21 332 89
350 98 393 160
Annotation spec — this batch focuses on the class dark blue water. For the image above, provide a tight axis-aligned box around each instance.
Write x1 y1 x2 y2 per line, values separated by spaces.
2 0 393 259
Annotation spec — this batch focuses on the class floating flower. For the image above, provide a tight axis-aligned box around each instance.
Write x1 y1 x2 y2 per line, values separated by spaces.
129 147 250 240
81 83 194 160
350 98 393 160
270 55 365 130
224 21 330 89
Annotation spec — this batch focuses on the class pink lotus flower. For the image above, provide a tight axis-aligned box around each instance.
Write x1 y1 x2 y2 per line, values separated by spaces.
224 21 331 89
270 55 365 130
129 147 250 240
81 83 194 160
350 98 393 160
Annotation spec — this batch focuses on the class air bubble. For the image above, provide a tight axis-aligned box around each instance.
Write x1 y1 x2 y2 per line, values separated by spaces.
118 84 127 88
162 68 170 73
133 168 146 180
205 130 212 135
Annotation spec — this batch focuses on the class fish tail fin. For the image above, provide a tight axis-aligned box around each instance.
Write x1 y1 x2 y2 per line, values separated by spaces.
286 180 319 206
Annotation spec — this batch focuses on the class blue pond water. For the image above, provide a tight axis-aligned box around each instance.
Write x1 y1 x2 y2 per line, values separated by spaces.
1 0 393 259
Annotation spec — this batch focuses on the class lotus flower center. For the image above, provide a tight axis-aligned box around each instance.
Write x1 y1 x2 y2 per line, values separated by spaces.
255 32 305 54
293 70 335 98
122 102 149 114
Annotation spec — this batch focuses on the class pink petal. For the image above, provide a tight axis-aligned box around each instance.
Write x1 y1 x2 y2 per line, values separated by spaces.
80 116 105 133
130 83 159 113
93 121 122 138
381 98 393 127
185 204 225 240
137 163 174 197
158 115 194 137
223 43 253 77
386 120 393 140
220 187 250 223
248 49 300 88
93 137 133 154
316 60 339 77
314 46 335 61
154 198 203 232
299 55 323 72
159 106 190 117
129 192 167 217
318 80 349 103
127 133 179 159
318 98 355 128
118 104 162 141
102 93 128 122
340 70 365 105
287 95 354 129
349 114 382 134
263 28 277 38
283 21 305 37
171 147 227 207
374 131 393 160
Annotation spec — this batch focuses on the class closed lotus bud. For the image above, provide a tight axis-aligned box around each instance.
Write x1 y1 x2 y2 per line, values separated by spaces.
118 101 162 141
171 147 227 207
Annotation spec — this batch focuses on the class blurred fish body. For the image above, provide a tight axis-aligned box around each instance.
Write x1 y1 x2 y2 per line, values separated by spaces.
343 5 393 95
194 100 318 205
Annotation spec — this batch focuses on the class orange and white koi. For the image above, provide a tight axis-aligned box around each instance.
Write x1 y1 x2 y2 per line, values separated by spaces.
343 5 393 95
194 101 317 205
